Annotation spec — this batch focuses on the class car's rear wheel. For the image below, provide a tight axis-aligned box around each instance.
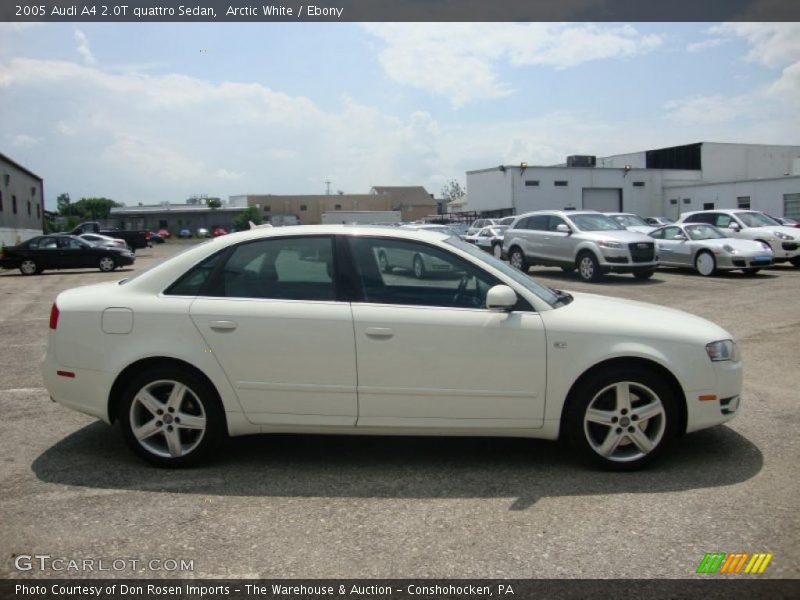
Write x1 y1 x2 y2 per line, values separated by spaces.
508 247 528 272
565 366 678 470
695 251 716 276
119 367 225 467
98 256 116 272
413 254 426 279
19 259 38 276
577 251 602 282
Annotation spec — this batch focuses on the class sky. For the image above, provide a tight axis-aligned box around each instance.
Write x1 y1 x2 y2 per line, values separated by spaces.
0 22 799 210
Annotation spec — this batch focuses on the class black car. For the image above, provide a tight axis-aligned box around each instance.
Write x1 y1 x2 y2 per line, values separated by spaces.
0 235 135 275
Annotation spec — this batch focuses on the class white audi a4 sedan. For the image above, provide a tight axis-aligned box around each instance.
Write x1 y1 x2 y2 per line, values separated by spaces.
42 226 742 470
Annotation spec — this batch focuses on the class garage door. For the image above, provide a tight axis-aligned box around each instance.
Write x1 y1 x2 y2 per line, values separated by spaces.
582 188 622 212
784 193 800 220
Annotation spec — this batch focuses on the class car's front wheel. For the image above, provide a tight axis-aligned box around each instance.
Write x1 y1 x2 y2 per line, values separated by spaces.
119 367 225 467
695 250 716 276
492 243 503 259
98 256 117 272
19 259 38 276
577 251 602 282
565 366 678 470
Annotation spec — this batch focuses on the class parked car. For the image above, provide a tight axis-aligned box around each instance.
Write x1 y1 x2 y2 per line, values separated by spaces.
78 233 129 250
503 210 658 282
43 225 742 470
400 224 460 236
377 234 457 279
607 213 656 234
678 210 800 267
467 218 498 235
447 223 470 239
148 232 165 244
68 222 149 251
769 215 800 228
157 228 172 239
1 234 135 275
178 228 192 239
474 226 508 258
644 216 675 226
197 228 210 238
650 223 773 276
212 227 228 237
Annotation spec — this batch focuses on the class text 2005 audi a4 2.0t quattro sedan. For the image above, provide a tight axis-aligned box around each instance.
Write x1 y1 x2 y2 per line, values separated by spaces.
42 226 742 470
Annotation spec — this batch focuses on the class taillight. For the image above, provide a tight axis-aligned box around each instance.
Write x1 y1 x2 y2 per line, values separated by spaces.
49 303 60 330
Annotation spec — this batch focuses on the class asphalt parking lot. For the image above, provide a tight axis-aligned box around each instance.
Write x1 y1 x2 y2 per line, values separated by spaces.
1 241 798 579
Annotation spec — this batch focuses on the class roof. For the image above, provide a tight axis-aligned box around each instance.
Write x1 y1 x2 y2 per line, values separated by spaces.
0 152 43 182
370 186 435 206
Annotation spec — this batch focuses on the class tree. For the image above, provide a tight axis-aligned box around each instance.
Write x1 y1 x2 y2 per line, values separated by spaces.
206 197 222 209
71 197 123 220
441 179 466 206
56 193 72 215
231 206 263 231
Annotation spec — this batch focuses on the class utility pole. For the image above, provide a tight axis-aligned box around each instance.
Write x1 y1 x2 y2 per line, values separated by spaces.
325 180 331 195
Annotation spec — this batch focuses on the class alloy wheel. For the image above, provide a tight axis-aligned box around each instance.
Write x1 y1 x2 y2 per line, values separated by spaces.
579 256 595 280
99 257 116 272
20 260 37 275
129 380 207 459
695 252 715 276
583 381 666 463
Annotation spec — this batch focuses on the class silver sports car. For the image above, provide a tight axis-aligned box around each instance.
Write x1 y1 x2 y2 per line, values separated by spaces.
650 223 774 276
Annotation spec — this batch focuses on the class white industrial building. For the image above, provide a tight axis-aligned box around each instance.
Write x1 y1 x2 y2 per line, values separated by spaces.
466 142 800 221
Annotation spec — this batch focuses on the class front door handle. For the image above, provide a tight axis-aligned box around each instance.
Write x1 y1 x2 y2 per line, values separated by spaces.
210 320 238 331
365 327 394 339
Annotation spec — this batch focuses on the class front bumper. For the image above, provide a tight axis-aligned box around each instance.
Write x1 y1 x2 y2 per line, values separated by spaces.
768 240 800 261
715 253 773 270
684 358 742 433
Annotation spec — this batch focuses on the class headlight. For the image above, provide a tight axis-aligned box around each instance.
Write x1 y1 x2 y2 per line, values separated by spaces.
722 244 737 254
706 339 739 362
775 232 794 240
760 241 772 251
597 240 622 249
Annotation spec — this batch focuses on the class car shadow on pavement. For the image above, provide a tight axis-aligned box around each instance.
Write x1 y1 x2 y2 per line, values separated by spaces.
526 269 666 286
32 423 762 510
0 268 136 277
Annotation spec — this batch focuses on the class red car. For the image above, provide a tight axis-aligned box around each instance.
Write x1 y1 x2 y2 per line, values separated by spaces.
157 228 171 239
212 227 228 237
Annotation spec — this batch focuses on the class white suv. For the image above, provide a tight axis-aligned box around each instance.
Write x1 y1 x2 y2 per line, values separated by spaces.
678 210 800 267
503 210 659 282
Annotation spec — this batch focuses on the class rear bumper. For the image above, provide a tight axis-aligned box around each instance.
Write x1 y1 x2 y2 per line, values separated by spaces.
41 348 115 423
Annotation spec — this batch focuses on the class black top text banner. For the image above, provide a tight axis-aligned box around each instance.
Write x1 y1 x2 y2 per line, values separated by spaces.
3 0 800 23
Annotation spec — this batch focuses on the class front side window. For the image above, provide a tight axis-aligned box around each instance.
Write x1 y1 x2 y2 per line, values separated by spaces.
686 224 724 240
612 214 648 228
736 211 781 228
348 237 501 309
661 226 682 239
209 236 335 301
713 214 733 228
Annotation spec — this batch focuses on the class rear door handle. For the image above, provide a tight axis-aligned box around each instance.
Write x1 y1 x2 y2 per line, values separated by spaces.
210 320 238 331
365 327 394 339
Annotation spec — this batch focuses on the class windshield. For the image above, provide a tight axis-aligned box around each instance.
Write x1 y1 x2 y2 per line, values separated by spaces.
490 226 509 235
612 214 648 227
685 224 725 240
446 238 559 307
737 211 782 227
569 213 625 231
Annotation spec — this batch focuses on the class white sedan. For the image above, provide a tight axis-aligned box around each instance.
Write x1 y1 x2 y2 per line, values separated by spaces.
43 226 742 470
78 233 129 250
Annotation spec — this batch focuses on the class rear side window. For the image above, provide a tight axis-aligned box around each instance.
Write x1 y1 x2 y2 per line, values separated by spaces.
207 236 335 301
165 251 224 296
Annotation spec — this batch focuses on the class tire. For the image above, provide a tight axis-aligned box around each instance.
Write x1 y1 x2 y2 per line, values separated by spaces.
561 266 575 274
412 254 426 279
492 243 503 259
118 366 225 467
378 251 391 273
694 251 716 276
98 256 117 272
633 269 655 280
508 247 528 272
577 251 602 282
742 268 760 276
19 259 38 276
564 365 678 470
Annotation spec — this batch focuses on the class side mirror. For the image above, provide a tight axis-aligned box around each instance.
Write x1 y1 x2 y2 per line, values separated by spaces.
728 222 741 231
556 224 571 234
486 285 517 311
